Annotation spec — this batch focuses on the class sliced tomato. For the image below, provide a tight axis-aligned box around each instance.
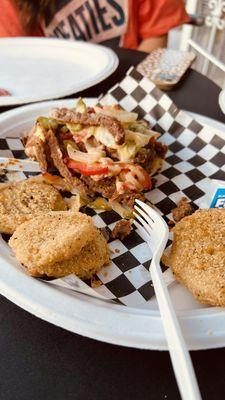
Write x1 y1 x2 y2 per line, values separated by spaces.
119 164 151 191
133 165 152 190
66 159 109 176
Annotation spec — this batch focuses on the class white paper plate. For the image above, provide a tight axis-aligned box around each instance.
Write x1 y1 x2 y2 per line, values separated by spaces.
1 99 225 350
0 38 118 106
219 89 225 114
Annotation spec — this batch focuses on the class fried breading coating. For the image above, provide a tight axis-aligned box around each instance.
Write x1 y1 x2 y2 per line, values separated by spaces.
9 211 95 268
162 209 225 307
28 228 110 278
9 211 109 279
0 179 67 234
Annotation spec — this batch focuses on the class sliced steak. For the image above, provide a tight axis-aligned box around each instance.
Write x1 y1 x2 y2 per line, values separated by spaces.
25 127 47 171
172 197 195 222
154 141 168 159
46 129 72 181
111 219 132 241
47 130 91 196
114 192 145 208
81 176 116 199
135 141 167 173
135 147 154 166
52 110 125 144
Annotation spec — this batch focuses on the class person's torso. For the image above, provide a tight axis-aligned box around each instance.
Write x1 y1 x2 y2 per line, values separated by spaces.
42 0 129 47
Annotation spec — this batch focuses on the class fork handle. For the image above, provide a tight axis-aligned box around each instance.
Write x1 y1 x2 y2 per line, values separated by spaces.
151 260 202 400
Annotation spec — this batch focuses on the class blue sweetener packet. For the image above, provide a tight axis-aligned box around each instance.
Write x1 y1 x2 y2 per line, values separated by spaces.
199 179 225 209
210 187 225 208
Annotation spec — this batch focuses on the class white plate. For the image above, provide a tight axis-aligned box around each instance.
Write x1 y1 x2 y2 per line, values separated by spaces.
1 99 225 351
0 38 118 106
219 89 225 114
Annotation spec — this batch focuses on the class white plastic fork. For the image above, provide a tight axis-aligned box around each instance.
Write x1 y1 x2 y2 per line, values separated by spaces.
134 200 202 400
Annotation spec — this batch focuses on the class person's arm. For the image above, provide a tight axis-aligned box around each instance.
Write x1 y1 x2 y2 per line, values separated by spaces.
138 34 167 53
136 0 189 52
0 0 25 37
0 0 43 37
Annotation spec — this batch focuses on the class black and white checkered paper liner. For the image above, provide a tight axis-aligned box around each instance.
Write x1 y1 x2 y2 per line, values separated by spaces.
1 67 225 307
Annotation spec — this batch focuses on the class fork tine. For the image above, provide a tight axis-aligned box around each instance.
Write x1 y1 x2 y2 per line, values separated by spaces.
135 200 155 223
134 204 154 228
135 199 155 221
136 200 169 233
133 219 151 243
133 211 152 235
